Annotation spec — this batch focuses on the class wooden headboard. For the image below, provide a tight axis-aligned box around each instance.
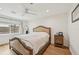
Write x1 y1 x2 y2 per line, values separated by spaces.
33 26 51 43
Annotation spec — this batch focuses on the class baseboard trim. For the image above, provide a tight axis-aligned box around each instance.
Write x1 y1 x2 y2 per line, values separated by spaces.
63 46 69 49
69 45 78 55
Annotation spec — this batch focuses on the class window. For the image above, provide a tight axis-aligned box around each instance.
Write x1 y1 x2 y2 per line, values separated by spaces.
0 24 10 34
0 24 20 34
10 24 20 33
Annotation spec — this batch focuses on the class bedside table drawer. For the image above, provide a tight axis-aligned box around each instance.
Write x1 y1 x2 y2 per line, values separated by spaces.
54 35 64 47
55 39 63 44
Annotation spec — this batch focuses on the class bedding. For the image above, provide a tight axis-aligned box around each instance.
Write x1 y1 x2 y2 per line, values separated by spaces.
12 32 49 54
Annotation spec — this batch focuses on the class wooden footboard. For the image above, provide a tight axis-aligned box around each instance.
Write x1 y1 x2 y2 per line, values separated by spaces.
9 37 50 55
9 37 33 55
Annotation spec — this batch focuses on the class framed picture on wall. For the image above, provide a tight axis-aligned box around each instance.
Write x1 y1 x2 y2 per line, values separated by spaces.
71 4 79 23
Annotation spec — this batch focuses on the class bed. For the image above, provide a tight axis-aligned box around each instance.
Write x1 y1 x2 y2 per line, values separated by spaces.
9 26 51 55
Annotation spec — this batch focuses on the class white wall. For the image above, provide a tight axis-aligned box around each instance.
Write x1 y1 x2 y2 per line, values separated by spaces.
68 4 79 54
28 13 69 47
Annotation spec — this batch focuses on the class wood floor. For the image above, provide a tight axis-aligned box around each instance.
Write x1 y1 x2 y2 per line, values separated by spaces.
43 45 71 55
0 44 71 55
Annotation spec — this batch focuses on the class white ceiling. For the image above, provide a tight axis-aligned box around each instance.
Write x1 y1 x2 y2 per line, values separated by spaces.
0 3 74 20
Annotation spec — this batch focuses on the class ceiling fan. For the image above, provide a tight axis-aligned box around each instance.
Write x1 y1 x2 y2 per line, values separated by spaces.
11 3 36 16
21 3 36 16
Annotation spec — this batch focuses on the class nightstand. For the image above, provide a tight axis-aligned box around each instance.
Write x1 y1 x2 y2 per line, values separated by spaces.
54 35 64 47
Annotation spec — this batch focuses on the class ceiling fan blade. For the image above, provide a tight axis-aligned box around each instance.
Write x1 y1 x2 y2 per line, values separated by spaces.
26 12 36 15
21 11 36 16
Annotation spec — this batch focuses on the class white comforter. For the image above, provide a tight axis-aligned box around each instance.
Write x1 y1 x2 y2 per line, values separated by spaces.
13 32 49 54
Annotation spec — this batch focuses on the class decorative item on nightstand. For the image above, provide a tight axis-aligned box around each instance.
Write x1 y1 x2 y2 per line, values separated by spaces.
54 32 64 48
58 32 63 36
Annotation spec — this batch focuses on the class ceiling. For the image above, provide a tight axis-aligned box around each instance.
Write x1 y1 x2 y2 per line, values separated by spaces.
0 3 74 20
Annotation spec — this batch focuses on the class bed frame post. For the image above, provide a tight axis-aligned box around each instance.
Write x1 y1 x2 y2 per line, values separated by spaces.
9 39 11 49
49 27 51 44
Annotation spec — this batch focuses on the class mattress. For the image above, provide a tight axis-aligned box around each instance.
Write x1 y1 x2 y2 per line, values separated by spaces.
13 32 49 54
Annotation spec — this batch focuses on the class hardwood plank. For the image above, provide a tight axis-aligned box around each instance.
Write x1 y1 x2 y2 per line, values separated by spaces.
43 45 71 55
